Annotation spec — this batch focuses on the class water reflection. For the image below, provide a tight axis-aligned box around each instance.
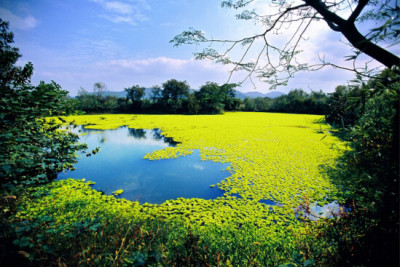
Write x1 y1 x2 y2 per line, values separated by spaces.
151 128 179 146
128 128 146 140
297 201 348 221
58 126 229 204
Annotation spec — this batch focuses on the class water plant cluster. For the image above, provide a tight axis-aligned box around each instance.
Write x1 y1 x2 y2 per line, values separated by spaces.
7 112 347 265
58 113 346 207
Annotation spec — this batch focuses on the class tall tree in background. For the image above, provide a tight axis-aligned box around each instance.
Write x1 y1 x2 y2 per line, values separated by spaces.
171 0 399 88
195 82 226 114
195 82 239 113
125 85 145 112
161 79 190 113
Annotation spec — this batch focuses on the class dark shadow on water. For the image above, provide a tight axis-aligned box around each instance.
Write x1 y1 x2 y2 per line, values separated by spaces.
58 126 229 204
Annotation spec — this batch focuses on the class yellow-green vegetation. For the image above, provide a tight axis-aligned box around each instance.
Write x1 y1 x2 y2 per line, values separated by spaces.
112 189 124 196
53 112 346 207
14 112 346 265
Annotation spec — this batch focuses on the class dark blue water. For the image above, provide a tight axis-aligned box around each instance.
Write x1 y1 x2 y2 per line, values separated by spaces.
58 126 230 204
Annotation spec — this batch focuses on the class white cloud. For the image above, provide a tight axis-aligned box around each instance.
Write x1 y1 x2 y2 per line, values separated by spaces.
193 164 205 171
0 8 38 30
110 57 188 70
89 0 150 25
105 1 133 14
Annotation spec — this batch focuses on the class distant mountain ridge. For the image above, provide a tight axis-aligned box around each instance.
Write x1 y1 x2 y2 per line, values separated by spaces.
234 90 285 99
97 89 285 99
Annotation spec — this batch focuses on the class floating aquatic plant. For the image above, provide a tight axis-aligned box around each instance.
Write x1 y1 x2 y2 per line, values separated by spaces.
112 189 124 196
37 113 347 263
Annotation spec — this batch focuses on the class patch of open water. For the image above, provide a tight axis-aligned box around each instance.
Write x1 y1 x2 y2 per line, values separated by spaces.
58 126 230 204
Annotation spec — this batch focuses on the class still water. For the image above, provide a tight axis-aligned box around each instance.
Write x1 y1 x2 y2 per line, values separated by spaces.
58 126 230 204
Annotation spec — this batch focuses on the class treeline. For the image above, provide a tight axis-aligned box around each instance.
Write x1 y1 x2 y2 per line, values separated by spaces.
242 89 328 114
71 81 333 115
72 80 240 114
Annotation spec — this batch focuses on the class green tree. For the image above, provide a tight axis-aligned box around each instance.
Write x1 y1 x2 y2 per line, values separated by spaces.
195 82 239 114
195 82 225 114
187 92 201 114
0 19 86 189
161 79 190 113
76 87 98 112
150 85 162 103
219 83 238 111
125 85 145 112
149 85 163 113
325 84 366 127
322 70 399 266
0 20 33 86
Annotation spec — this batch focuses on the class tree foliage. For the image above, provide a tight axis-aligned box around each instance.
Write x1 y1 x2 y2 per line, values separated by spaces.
125 85 146 112
323 69 399 265
161 79 190 113
195 82 239 114
171 0 400 88
242 89 329 114
75 86 119 113
0 19 86 189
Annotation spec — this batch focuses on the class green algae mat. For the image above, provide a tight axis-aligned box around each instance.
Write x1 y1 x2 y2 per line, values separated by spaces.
15 112 347 265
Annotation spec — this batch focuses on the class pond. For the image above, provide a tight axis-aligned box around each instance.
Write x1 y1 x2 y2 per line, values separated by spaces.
58 126 230 204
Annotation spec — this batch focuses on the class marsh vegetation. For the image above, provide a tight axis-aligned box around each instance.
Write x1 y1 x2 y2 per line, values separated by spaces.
1 17 398 266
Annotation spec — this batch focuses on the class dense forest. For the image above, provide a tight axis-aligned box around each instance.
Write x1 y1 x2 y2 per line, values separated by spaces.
73 81 337 115
1 17 399 266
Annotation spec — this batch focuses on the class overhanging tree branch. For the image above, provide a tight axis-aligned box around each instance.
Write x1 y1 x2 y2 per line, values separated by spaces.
305 0 400 68
348 0 368 23
171 0 400 88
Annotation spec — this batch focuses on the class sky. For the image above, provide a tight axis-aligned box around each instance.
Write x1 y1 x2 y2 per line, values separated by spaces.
0 0 398 96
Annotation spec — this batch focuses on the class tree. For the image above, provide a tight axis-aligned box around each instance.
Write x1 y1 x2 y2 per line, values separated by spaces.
74 84 119 113
195 82 239 113
93 82 106 98
0 19 86 189
196 82 226 114
322 70 399 266
76 87 97 112
161 79 190 113
125 85 145 112
219 83 239 110
0 20 33 86
171 0 399 88
150 85 162 104
185 92 200 114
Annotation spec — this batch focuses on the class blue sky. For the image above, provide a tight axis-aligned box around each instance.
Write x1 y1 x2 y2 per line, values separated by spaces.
0 0 397 95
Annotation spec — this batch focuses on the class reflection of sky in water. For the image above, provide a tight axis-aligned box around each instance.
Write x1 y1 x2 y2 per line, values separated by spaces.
296 201 347 221
308 201 345 220
58 126 230 204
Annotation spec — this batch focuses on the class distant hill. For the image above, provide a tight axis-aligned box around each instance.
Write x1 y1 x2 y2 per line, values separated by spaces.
97 89 285 99
234 90 285 99
101 89 153 99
